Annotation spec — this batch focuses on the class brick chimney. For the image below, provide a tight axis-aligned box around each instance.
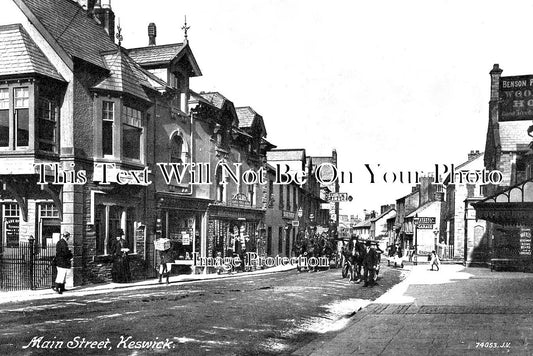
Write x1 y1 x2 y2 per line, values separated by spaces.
148 23 157 46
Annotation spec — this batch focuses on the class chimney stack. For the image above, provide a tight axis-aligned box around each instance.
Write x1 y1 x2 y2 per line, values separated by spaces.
468 150 480 161
148 23 157 46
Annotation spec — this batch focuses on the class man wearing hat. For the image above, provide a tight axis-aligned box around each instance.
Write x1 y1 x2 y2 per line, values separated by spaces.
54 231 73 294
362 240 379 287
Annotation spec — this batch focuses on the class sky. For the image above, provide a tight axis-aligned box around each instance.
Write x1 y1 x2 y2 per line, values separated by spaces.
5 0 533 217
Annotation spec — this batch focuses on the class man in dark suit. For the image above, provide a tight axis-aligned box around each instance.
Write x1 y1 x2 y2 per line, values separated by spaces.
55 232 73 294
362 241 379 287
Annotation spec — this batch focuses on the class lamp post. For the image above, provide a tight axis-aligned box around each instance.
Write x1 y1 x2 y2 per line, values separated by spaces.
413 215 419 266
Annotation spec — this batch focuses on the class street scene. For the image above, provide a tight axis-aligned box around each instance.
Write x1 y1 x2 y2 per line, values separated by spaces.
1 266 404 355
2 0 533 355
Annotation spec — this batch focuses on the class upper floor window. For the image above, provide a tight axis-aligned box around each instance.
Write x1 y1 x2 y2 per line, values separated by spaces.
122 106 143 160
102 101 114 156
14 88 29 147
0 89 8 148
38 97 58 152
170 135 183 163
278 184 284 210
286 185 291 211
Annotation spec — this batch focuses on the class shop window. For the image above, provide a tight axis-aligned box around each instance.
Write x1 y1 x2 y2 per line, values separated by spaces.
0 89 8 147
95 204 136 255
39 203 60 247
102 101 114 156
122 105 143 160
4 203 20 248
38 97 58 152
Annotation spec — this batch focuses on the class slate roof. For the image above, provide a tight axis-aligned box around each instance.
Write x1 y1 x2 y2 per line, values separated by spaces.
266 149 306 161
371 208 396 222
127 43 185 66
18 0 117 69
235 107 256 128
93 51 149 101
0 24 64 81
498 121 531 152
199 92 229 110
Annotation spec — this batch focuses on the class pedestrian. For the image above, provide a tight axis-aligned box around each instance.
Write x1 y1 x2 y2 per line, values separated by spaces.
430 250 440 271
158 241 174 284
362 241 379 287
54 231 73 294
111 229 131 283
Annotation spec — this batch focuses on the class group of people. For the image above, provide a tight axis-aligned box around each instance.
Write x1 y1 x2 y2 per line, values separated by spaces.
52 229 131 294
342 236 382 287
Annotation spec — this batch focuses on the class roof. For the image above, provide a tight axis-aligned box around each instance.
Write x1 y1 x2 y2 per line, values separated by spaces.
17 0 117 69
0 24 64 81
266 149 306 161
498 121 532 152
310 156 333 167
354 219 372 228
406 201 440 218
235 107 256 128
92 50 151 102
371 208 396 222
199 92 230 110
127 43 184 66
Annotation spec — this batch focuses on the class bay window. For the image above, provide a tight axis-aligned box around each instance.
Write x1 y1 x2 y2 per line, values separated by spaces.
0 89 8 148
38 97 58 152
102 101 114 156
122 106 143 160
14 88 29 147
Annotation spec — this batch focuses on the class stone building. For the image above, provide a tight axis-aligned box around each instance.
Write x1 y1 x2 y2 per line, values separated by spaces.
474 64 533 270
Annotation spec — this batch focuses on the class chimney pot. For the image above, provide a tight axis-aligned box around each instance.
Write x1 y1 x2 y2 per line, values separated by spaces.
148 23 157 46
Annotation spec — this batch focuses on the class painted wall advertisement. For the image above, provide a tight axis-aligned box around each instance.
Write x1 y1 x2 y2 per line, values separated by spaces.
499 75 533 121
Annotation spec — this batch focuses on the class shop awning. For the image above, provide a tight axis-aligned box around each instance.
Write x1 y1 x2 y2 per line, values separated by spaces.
473 179 533 224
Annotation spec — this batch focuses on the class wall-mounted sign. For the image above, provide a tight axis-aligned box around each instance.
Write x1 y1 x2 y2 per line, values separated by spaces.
414 217 436 225
499 75 533 121
326 193 353 202
292 221 299 227
520 228 531 255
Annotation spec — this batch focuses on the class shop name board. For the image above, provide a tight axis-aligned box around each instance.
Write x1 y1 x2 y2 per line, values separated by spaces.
417 224 434 229
326 192 353 202
499 75 533 121
292 221 299 227
282 211 296 220
414 217 436 224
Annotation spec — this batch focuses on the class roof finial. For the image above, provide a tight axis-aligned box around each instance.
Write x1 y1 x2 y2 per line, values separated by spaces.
181 15 190 43
116 18 123 47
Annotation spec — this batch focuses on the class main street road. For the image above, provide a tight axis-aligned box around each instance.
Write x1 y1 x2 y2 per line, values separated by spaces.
0 265 404 355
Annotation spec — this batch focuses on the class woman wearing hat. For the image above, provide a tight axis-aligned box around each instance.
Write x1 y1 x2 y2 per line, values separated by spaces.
111 229 131 283
54 231 73 294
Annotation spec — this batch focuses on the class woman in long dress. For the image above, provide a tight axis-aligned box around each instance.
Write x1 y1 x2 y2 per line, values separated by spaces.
111 229 131 283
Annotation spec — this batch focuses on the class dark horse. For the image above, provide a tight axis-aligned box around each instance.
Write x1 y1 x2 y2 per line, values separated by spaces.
344 236 366 282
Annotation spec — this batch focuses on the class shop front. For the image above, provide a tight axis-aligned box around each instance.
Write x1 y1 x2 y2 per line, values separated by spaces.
156 194 210 271
207 204 265 266
474 179 533 271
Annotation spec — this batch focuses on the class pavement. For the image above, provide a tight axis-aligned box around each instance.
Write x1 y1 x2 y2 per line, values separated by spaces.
294 264 533 356
0 264 295 304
